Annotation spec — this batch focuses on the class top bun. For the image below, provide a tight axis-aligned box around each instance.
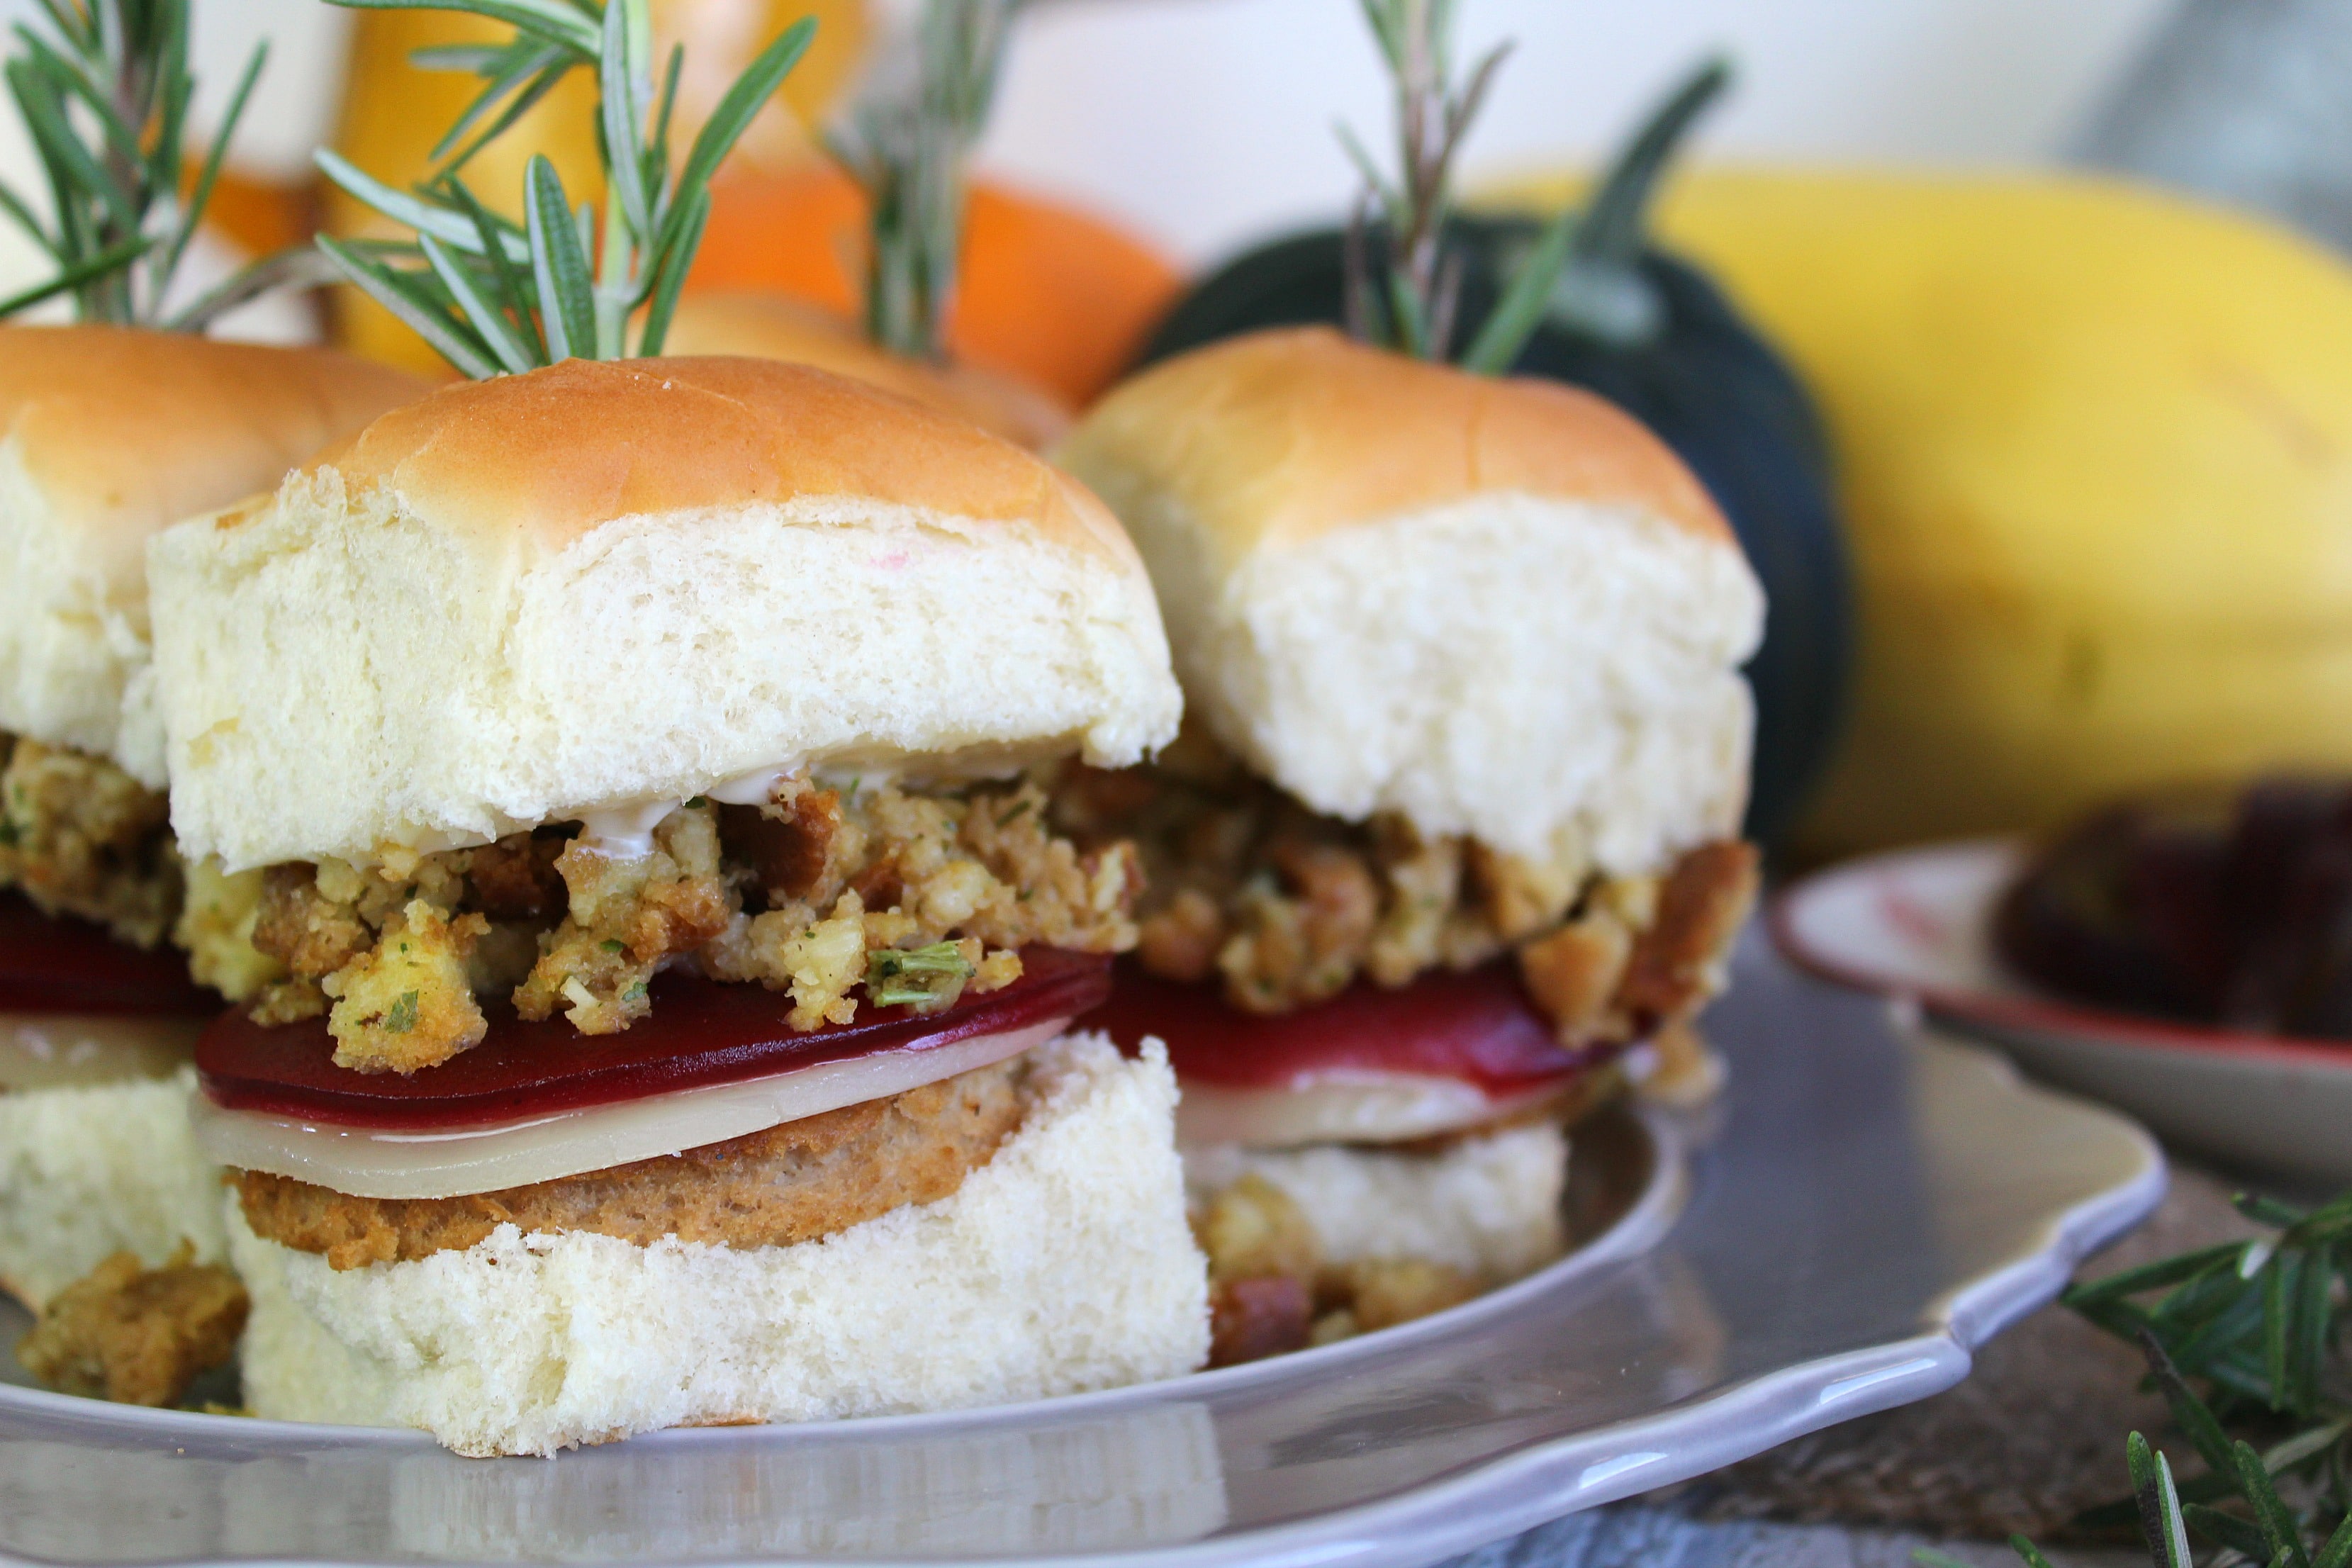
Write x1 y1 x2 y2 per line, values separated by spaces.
152 355 1180 871
1057 327 1764 875
0 325 427 785
662 292 1071 452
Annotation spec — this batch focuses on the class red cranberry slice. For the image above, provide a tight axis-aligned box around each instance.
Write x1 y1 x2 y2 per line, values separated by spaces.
198 946 1110 1131
0 892 218 1017
1085 958 1607 1098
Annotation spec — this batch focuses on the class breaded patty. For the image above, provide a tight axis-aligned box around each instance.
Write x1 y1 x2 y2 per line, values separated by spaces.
235 1056 1030 1269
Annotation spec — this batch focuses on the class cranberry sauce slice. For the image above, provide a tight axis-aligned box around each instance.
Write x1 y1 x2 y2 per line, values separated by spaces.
0 892 218 1016
198 946 1110 1130
1084 958 1609 1099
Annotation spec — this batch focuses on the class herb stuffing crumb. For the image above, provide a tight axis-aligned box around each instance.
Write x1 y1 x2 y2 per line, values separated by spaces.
240 776 1141 1073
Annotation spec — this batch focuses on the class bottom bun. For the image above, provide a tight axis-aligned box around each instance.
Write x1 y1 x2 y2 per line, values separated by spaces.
1183 1122 1568 1283
229 1034 1209 1456
0 1065 228 1309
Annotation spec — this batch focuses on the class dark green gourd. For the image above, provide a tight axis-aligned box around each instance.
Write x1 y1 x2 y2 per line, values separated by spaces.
1135 65 1850 849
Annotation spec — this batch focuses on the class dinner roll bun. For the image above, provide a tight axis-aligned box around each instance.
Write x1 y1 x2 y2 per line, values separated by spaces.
663 292 1072 452
151 356 1180 871
230 1035 1209 1457
0 325 427 785
1057 326 1764 875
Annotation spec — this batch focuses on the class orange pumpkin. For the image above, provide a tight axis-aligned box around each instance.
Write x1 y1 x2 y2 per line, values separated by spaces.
687 159 1182 406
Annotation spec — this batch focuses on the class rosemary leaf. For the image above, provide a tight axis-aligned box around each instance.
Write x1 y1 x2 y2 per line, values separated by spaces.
1460 201 1574 374
2236 1439 2314 1568
430 43 569 170
635 184 707 357
666 16 814 252
161 38 266 289
2183 1501 2273 1562
316 148 527 261
317 233 502 379
0 232 145 317
2314 1512 2352 1568
597 0 652 241
2007 1535 2063 1568
418 232 533 372
335 0 598 55
524 156 593 359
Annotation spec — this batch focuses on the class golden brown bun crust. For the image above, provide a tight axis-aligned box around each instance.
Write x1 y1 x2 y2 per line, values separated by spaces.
269 354 1136 575
1061 325 1735 555
0 324 430 543
663 293 1072 452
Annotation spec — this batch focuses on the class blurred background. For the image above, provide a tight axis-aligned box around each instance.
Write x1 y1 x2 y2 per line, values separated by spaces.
0 1 2181 281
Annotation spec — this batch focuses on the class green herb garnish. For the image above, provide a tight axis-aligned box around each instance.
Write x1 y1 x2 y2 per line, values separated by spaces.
1 0 320 325
1929 1187 2352 1568
383 990 420 1034
1338 1 1727 374
312 0 814 376
864 940 973 1009
824 0 1019 362
599 938 626 953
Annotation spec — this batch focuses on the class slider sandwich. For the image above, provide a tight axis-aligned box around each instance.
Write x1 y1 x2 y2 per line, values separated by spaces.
0 326 421 1319
148 354 1207 1455
1055 327 1765 1361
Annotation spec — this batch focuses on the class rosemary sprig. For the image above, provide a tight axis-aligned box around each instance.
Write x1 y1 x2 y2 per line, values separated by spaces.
1337 0 1503 362
1338 4 1728 376
313 0 814 376
1 0 317 329
1920 1188 2352 1568
824 0 1021 362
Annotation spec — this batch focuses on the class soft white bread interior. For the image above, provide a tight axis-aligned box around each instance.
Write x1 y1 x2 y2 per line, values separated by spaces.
0 1065 228 1309
1058 326 1764 875
152 356 1182 870
229 1034 1209 1457
663 292 1073 452
1182 1121 1568 1282
0 325 425 786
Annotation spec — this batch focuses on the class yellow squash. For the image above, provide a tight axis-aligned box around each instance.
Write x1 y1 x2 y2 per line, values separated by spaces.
1491 169 2352 861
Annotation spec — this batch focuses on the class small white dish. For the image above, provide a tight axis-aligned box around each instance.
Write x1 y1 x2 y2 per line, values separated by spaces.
1775 838 2352 1184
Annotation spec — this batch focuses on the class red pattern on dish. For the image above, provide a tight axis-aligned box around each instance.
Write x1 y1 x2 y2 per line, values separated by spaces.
1083 959 1608 1095
198 946 1111 1130
0 892 218 1016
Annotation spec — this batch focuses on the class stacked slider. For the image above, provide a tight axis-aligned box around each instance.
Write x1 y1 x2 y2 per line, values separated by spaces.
0 326 420 1326
147 355 1208 1455
1057 327 1765 1360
